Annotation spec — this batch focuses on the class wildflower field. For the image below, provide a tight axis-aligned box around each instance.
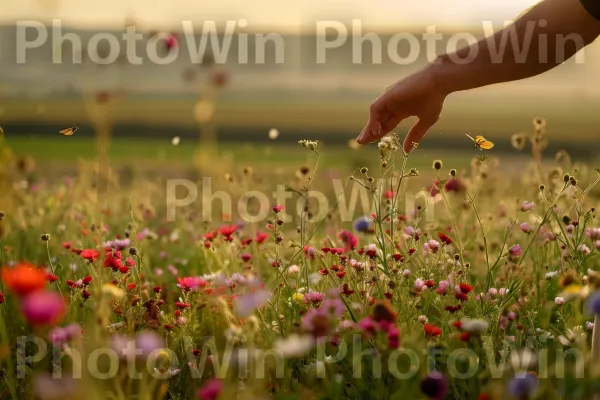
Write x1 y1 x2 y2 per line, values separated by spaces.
1 119 600 400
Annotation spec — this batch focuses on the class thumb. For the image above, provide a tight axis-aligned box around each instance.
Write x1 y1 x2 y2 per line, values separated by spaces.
403 118 436 153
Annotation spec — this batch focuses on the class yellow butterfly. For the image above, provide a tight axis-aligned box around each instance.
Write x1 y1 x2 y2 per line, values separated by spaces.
60 124 79 136
466 134 494 151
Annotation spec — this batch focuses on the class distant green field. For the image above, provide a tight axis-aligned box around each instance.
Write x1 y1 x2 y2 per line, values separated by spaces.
4 136 485 174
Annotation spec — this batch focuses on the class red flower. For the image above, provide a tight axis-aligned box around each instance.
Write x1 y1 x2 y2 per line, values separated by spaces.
82 290 91 300
341 283 355 296
336 270 346 279
444 305 462 313
118 266 130 274
80 249 100 262
318 269 329 275
255 232 268 244
240 253 252 262
82 276 93 285
392 253 404 262
460 331 471 341
459 283 473 294
424 280 435 288
338 230 358 252
452 320 462 329
424 323 442 337
218 225 237 238
126 283 137 290
437 232 453 245
0 292 4 304
384 190 396 200
455 292 469 301
46 273 58 283
175 302 191 309
61 242 72 249
153 286 162 293
163 324 174 330
272 205 285 213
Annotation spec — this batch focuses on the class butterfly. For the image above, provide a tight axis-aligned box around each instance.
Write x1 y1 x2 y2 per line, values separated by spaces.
465 134 494 151
60 124 79 136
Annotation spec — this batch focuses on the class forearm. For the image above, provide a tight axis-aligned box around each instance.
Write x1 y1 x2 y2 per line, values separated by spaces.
430 0 600 94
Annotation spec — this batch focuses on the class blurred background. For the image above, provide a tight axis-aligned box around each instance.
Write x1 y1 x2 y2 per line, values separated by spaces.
0 0 598 175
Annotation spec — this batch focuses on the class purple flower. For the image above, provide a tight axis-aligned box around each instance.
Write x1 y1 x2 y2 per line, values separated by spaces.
508 244 522 257
320 298 345 318
33 373 77 400
520 201 534 212
235 290 271 317
420 372 447 399
197 378 222 400
587 291 600 315
508 373 538 398
353 216 372 233
304 291 325 306
48 323 82 345
135 331 165 358
103 238 131 250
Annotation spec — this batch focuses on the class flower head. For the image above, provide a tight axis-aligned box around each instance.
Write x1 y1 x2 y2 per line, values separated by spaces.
20 291 66 326
2 263 47 297
508 244 522 258
197 378 222 400
508 373 538 398
420 372 447 399
587 291 600 315
353 216 372 233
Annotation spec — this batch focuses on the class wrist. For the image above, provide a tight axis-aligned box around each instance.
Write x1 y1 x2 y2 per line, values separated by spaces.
424 55 461 96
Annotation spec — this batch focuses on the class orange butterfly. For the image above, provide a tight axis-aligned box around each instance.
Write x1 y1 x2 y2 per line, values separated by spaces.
60 124 79 136
466 134 494 151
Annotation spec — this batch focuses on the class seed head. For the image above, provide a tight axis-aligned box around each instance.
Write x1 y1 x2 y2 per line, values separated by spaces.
129 247 139 256
449 169 456 177
563 174 570 183
41 233 51 242
0 211 4 220
539 184 545 191
432 160 443 170
360 167 368 175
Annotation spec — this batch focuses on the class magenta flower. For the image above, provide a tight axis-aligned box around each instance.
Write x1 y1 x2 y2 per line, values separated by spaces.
508 244 522 257
197 378 222 400
49 323 82 345
338 230 359 251
436 281 449 295
357 317 377 335
135 331 165 358
414 278 425 291
387 326 400 348
240 253 253 262
20 291 66 326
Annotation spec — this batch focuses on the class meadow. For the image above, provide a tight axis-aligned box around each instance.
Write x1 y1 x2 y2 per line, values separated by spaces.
0 119 600 400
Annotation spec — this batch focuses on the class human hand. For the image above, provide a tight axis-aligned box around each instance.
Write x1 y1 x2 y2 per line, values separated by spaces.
356 65 449 153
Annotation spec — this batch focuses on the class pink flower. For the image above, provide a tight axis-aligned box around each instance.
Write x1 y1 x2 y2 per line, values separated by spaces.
414 278 425 291
272 205 285 213
405 226 421 241
338 230 358 252
304 291 325 306
520 201 534 212
577 244 591 255
240 253 252 262
177 277 208 291
444 178 463 193
423 240 440 253
565 224 575 235
426 180 441 197
508 244 522 257
520 222 534 234
20 291 66 326
197 378 222 400
358 317 377 335
436 281 449 295
595 240 600 250
587 228 600 241
235 290 271 317
387 326 400 348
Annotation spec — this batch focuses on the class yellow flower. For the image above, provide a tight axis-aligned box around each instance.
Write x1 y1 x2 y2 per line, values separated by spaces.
292 292 306 304
102 283 125 299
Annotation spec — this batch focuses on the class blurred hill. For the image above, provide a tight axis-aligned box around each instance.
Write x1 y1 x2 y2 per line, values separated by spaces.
0 23 599 155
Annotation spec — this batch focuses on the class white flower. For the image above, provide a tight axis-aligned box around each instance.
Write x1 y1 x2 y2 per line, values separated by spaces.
545 271 559 279
268 128 279 140
274 334 315 358
460 318 489 335
555 297 565 306
509 348 538 371
171 136 180 146
287 265 300 275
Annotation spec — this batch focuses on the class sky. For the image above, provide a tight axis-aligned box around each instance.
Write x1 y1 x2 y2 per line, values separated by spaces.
0 0 541 31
